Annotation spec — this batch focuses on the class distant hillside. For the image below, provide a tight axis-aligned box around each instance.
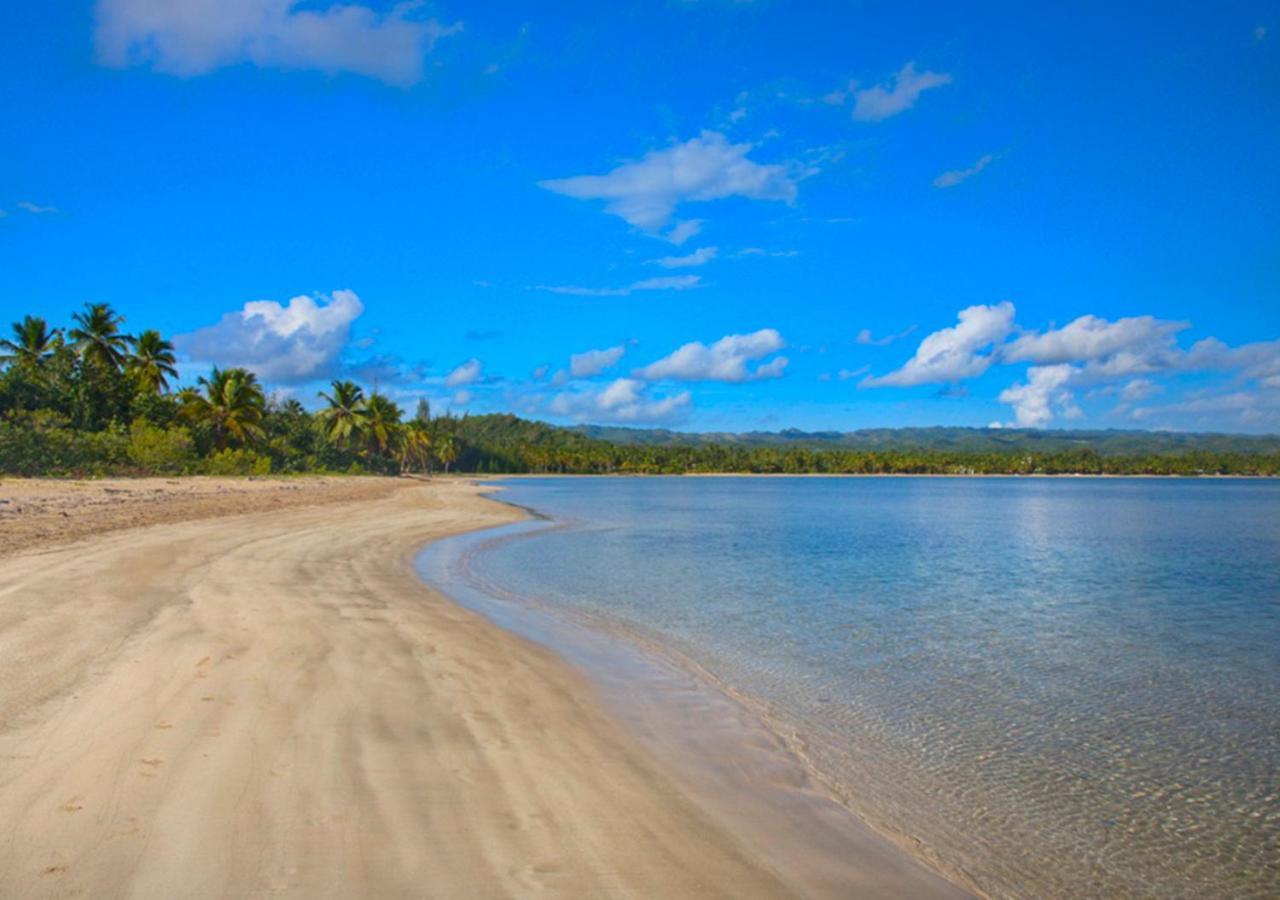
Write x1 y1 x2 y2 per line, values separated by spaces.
571 425 1280 457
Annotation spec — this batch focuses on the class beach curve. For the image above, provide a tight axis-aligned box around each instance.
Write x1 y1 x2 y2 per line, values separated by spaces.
0 476 965 898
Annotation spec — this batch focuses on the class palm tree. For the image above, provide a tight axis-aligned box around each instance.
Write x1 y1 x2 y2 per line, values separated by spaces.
363 392 403 456
180 367 266 449
397 422 433 473
316 379 368 449
0 315 59 367
435 433 458 473
69 303 131 371
127 329 178 393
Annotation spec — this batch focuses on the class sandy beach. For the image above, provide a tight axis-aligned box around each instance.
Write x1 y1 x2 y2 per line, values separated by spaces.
0 476 966 899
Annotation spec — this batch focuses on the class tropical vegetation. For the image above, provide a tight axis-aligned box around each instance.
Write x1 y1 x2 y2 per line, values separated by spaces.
2 305 1278 477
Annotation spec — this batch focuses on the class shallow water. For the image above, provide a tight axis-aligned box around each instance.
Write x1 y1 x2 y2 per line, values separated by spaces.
423 476 1280 899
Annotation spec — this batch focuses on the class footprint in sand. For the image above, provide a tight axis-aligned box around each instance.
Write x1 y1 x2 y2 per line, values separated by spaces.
139 758 164 777
60 797 84 813
114 817 142 837
155 721 173 730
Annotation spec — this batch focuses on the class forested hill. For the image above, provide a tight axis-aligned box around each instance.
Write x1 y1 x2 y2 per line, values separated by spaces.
447 416 1279 475
571 425 1280 457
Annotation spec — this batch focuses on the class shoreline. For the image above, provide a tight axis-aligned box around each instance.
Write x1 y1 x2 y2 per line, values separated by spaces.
0 475 966 897
499 471 1275 479
420 499 981 897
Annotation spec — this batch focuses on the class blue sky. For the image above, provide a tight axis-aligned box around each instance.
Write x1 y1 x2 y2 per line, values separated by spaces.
3 1 1278 432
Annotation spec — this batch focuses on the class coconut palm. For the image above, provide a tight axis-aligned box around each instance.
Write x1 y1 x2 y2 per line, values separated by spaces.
127 329 178 393
0 315 59 367
180 367 266 449
363 392 403 456
434 433 458 473
397 422 433 473
316 379 368 449
68 303 131 371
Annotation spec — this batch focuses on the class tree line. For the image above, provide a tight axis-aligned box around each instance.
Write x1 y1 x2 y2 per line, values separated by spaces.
2 306 1277 477
0 305 458 476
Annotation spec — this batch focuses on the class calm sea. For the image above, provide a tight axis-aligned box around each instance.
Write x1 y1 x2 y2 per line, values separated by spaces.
421 476 1280 898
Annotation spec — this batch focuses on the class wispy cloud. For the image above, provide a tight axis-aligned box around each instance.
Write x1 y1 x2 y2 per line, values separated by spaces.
539 275 701 297
94 0 461 85
824 62 952 122
856 325 916 346
444 358 483 387
933 153 994 189
652 246 718 268
569 344 626 377
636 329 787 382
17 200 58 214
737 247 799 258
539 131 797 231
817 365 870 382
664 219 704 245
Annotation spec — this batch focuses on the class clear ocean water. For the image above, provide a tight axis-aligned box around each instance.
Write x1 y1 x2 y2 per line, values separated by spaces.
424 476 1280 898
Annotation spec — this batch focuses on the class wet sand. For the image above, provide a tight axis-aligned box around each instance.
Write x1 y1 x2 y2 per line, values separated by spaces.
0 476 967 898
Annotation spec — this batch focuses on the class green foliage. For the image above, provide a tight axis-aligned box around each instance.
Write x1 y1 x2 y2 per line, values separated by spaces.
180 367 266 450
0 410 128 476
200 448 273 476
126 421 196 474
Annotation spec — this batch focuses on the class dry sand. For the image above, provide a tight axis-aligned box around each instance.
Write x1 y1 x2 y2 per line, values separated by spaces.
0 476 967 898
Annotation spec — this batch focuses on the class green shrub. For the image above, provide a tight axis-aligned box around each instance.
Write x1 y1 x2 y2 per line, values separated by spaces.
127 421 196 474
200 447 273 476
0 410 129 475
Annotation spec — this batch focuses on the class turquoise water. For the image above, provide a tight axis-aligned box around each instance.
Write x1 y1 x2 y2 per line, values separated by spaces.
425 477 1280 898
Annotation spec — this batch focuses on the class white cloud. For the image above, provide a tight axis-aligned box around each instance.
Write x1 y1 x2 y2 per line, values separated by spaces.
444 358 483 387
1132 387 1280 429
17 201 58 214
452 389 473 406
1004 314 1188 378
664 219 704 245
737 247 800 258
635 328 788 383
569 345 626 377
631 275 701 291
851 62 952 122
541 275 701 297
863 302 1015 387
548 378 691 424
1120 378 1162 403
856 325 916 346
1184 337 1280 386
539 131 797 231
998 364 1080 427
933 153 994 189
653 246 718 268
178 289 363 383
94 0 461 85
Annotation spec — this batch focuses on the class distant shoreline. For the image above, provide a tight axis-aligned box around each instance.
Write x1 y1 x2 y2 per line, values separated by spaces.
493 470 1278 479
